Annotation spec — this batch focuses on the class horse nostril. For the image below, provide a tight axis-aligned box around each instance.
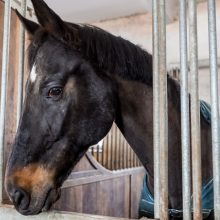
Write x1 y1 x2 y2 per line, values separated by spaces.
10 187 30 211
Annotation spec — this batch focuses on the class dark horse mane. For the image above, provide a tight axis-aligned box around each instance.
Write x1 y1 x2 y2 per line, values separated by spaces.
28 22 181 108
79 25 153 86
28 23 153 86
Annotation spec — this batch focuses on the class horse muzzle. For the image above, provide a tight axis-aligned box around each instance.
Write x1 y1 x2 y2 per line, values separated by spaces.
5 163 60 215
6 182 61 215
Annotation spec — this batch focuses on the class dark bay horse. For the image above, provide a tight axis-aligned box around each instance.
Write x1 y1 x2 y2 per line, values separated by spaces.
5 0 213 218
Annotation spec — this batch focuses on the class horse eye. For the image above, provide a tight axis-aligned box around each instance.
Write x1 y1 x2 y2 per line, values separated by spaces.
48 87 63 98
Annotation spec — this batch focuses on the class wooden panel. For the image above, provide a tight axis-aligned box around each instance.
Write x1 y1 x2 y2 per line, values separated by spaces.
130 172 145 219
54 185 83 212
0 1 21 203
54 167 145 219
82 183 98 214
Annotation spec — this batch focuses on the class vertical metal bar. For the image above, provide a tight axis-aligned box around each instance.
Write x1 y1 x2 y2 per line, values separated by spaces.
101 139 104 166
111 124 115 170
124 140 126 168
105 136 108 168
97 142 100 163
108 127 112 170
208 0 220 219
152 0 160 217
119 132 123 169
17 0 27 127
0 0 11 205
158 1 168 219
114 124 117 170
129 143 131 168
188 0 202 219
179 1 191 219
116 127 119 169
122 136 125 169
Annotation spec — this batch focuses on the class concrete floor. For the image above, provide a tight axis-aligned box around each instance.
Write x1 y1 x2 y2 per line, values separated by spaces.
93 1 220 104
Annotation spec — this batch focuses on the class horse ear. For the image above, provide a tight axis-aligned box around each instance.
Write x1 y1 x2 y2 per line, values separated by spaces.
16 10 39 35
30 0 66 34
30 0 80 48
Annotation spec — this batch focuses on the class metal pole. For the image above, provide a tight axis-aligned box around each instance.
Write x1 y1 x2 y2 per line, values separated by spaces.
17 0 27 127
188 0 202 219
158 1 168 219
208 0 220 219
152 0 160 217
0 0 11 205
179 1 191 219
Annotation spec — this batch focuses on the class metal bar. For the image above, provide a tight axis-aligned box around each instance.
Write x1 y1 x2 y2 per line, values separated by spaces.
158 1 168 219
114 124 117 170
122 137 126 169
101 139 104 166
124 142 127 169
108 128 112 170
208 0 220 219
188 0 202 219
105 136 108 168
179 1 191 219
17 0 27 127
91 146 94 156
0 0 11 205
152 0 160 217
119 131 123 169
97 142 100 163
111 128 114 169
129 143 132 168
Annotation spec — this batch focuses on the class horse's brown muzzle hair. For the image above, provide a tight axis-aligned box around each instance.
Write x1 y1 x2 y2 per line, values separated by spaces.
5 164 59 215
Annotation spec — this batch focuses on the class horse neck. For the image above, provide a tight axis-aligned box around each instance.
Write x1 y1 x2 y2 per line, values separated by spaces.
113 76 154 170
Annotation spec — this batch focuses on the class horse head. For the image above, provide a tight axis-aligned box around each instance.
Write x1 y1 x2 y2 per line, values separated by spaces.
5 0 116 215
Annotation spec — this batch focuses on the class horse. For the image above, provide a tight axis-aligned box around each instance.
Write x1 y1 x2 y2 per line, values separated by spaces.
4 0 213 219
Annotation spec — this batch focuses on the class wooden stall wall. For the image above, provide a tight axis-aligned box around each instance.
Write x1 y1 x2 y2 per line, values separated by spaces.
54 154 145 219
0 0 21 203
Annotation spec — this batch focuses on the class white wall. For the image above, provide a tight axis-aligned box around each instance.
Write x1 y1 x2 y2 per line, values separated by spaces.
93 1 220 103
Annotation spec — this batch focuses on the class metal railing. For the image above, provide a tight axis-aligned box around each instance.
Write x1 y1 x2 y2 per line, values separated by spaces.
153 1 220 220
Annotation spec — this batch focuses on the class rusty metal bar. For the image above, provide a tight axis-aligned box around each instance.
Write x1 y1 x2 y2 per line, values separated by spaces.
16 0 27 127
0 0 11 205
188 0 202 219
179 0 191 219
208 0 220 219
152 0 160 217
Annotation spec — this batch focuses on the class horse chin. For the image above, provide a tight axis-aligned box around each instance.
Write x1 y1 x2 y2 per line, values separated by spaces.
16 188 61 216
